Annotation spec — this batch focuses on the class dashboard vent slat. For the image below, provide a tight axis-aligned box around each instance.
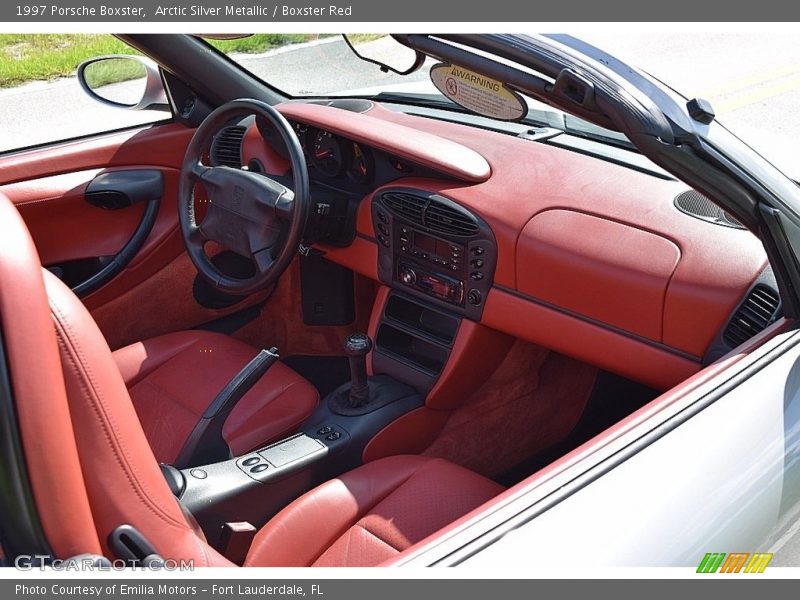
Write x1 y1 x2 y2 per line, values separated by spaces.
381 192 426 226
723 284 781 347
210 125 246 168
380 191 480 237
424 203 480 236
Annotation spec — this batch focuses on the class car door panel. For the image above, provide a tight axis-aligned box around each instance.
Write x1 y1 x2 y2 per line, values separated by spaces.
0 162 186 308
0 123 267 343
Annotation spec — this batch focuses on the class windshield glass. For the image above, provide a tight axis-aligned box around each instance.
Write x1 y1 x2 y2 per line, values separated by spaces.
220 33 800 176
216 34 632 148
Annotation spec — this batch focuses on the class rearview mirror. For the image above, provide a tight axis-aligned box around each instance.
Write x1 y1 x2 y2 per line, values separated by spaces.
342 35 426 75
77 55 168 111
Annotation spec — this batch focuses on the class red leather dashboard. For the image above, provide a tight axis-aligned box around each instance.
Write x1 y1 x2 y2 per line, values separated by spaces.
242 102 768 389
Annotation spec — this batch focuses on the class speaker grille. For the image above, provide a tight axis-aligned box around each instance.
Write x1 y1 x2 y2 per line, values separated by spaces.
674 190 745 229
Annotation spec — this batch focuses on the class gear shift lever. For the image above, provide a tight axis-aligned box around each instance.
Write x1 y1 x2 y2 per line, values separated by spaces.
344 333 372 407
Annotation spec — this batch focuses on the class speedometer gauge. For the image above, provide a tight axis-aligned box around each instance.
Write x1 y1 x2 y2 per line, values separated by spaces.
311 129 344 177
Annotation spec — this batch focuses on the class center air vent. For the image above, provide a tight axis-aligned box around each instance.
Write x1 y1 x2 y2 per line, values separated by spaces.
210 125 246 168
674 189 745 230
380 191 479 236
723 284 781 347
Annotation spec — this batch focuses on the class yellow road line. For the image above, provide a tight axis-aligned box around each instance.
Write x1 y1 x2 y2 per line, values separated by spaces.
712 72 800 114
700 62 800 98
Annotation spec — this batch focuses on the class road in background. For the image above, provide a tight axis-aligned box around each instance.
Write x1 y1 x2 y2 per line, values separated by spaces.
2 33 800 174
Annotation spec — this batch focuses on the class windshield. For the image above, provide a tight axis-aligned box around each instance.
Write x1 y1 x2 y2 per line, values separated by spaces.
217 34 632 148
221 33 800 177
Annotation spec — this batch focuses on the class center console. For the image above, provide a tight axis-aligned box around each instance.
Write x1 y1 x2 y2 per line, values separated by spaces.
372 187 497 321
176 332 423 552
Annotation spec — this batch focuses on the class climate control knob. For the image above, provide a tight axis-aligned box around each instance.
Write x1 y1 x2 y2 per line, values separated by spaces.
399 267 417 285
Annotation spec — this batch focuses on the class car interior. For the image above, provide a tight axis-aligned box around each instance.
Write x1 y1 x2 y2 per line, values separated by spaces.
0 33 790 568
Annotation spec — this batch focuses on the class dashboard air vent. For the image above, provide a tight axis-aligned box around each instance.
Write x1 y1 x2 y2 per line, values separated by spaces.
723 284 781 347
674 189 746 230
425 201 479 236
210 125 246 168
381 192 426 226
381 192 479 236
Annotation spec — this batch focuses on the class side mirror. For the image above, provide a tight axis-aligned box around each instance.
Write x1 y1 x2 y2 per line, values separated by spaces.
77 55 168 111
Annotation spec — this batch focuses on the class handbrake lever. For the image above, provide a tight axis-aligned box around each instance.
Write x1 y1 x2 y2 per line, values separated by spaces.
173 347 280 469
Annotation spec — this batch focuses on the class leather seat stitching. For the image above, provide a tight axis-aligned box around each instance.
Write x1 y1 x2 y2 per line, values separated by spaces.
50 301 191 530
354 523 403 553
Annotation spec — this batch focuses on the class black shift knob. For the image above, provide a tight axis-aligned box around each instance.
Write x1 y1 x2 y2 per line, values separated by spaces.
344 333 372 407
345 333 373 357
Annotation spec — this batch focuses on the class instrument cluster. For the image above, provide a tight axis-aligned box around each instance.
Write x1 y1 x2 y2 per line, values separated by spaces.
291 122 374 184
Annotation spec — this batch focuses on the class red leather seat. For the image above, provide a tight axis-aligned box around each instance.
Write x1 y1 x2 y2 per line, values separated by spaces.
0 192 502 566
245 454 503 567
113 331 319 463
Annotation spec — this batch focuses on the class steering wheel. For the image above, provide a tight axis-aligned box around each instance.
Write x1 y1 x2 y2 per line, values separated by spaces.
178 98 309 295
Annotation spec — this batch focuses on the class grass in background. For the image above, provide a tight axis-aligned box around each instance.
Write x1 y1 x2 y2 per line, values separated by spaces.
0 34 136 88
0 34 327 88
345 34 386 44
83 57 146 89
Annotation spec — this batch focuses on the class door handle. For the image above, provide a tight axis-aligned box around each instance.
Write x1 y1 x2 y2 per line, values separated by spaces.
85 169 163 210
71 170 164 297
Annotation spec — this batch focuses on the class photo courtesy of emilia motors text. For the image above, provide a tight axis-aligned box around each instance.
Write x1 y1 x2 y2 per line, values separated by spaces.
3 0 800 596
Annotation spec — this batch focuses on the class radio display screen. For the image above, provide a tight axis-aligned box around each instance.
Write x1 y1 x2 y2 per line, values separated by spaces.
413 232 454 258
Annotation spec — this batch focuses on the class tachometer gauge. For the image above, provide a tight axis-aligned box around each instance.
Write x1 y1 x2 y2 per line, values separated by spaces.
347 143 373 184
311 129 344 177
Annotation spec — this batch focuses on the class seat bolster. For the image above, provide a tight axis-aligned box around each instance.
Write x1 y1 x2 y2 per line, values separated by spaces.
43 270 232 566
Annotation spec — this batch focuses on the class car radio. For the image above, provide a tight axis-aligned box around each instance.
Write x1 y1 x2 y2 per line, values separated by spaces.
397 262 464 305
372 188 497 320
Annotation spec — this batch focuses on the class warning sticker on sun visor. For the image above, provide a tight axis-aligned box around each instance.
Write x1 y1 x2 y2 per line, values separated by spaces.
430 63 526 121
